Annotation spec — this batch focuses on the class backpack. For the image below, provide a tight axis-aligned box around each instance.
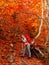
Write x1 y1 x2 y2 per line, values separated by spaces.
24 34 32 43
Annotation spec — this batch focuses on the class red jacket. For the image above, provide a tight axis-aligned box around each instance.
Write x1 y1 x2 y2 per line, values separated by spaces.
24 34 32 43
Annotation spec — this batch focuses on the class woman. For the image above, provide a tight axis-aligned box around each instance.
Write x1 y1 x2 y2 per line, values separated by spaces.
21 34 32 58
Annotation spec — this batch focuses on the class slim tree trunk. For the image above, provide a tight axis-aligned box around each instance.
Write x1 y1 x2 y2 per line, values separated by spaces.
46 0 49 43
31 0 44 56
34 0 44 39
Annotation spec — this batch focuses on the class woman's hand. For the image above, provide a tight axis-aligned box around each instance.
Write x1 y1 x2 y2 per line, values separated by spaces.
25 42 28 46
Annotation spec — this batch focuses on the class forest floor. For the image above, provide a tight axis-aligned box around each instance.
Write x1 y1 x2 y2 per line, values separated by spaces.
0 41 49 65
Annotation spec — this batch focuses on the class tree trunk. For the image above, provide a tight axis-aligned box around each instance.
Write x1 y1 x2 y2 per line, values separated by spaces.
31 0 44 57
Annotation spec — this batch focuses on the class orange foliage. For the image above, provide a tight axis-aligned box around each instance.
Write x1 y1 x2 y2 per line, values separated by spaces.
0 0 49 65
0 0 48 46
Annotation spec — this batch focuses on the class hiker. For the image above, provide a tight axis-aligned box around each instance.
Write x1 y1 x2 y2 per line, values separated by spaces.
21 34 32 58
